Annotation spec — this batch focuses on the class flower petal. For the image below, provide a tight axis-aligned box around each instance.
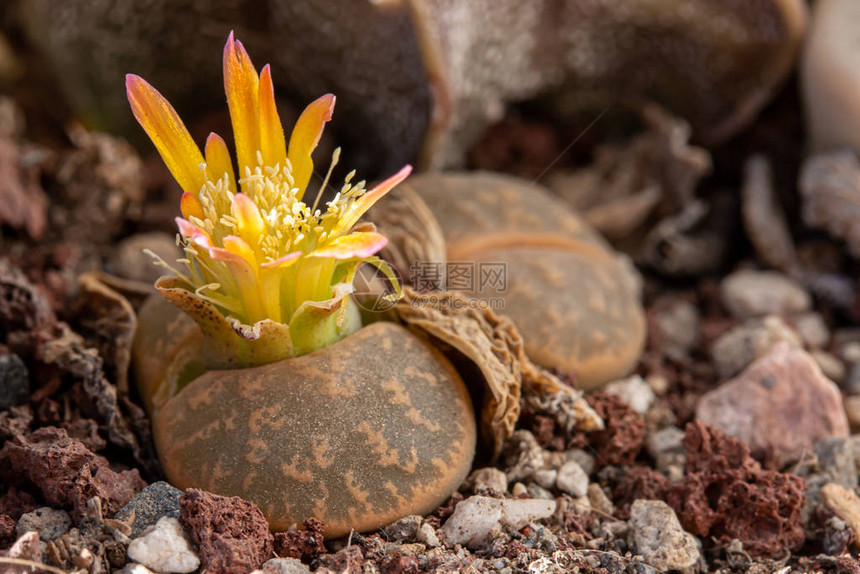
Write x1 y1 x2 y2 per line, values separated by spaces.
261 251 302 269
222 235 258 269
208 239 266 322
231 193 266 241
334 165 412 235
288 93 335 199
204 133 237 193
309 231 388 260
223 31 260 179
180 192 204 220
175 217 207 240
258 65 287 170
126 74 205 194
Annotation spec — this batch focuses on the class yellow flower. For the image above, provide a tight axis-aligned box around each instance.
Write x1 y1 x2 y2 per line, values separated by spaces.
126 32 409 367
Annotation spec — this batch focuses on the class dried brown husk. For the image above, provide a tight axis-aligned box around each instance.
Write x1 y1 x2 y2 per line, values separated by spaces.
387 288 602 458
741 154 797 272
800 149 860 258
547 105 711 243
374 183 446 286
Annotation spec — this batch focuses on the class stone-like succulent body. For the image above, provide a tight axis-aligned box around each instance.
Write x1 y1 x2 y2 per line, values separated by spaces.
378 172 646 390
127 34 476 536
133 298 475 536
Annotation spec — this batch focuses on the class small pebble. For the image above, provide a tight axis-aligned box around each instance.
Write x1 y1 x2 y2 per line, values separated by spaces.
533 469 557 490
112 232 183 284
382 515 422 542
646 426 685 459
439 495 556 549
127 516 200 574
466 467 508 494
0 352 29 410
812 350 846 384
845 396 860 432
711 315 801 379
792 312 830 349
527 483 554 500
844 363 860 395
416 522 440 547
511 482 528 497
527 557 562 574
653 299 700 359
261 557 312 574
821 482 860 546
116 564 156 574
561 449 595 477
556 460 589 497
586 483 614 516
116 481 183 539
840 340 860 365
800 436 859 521
16 507 71 541
647 426 687 476
646 374 669 395
721 269 811 319
503 430 546 483
604 375 655 415
629 500 700 571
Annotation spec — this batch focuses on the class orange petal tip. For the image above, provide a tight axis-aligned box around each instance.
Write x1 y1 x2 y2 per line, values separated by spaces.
309 231 388 260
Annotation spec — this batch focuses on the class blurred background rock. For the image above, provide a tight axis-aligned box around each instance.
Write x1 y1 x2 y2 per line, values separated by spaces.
1 0 806 178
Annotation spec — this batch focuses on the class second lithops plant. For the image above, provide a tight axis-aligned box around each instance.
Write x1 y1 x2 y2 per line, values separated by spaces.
128 34 477 536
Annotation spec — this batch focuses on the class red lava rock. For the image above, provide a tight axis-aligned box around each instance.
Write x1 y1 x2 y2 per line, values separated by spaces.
61 418 107 452
667 421 807 558
0 405 33 443
320 545 363 574
179 488 274 574
0 488 38 519
272 519 325 562
379 553 420 574
696 342 849 465
0 514 16 547
585 392 646 466
613 466 669 519
562 506 596 540
0 427 145 521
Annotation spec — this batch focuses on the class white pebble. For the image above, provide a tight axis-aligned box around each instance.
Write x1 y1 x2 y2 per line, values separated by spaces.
261 557 312 574
416 523 440 547
466 467 508 493
629 500 700 571
721 270 810 319
556 460 589 497
439 495 556 549
604 375 655 414
127 517 200 574
533 469 557 490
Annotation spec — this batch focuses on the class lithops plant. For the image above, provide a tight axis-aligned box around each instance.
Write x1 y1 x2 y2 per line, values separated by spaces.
20 0 806 171
127 34 477 537
374 173 646 391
